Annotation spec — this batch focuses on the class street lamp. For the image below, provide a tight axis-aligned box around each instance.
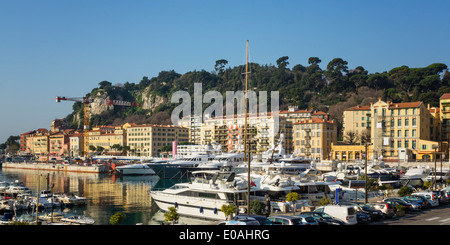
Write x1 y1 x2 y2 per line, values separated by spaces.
364 142 373 204
432 145 439 191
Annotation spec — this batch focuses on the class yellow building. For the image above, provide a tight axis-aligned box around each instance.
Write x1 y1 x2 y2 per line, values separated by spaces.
125 123 189 157
440 93 450 147
293 118 337 160
31 129 50 156
331 143 373 161
342 98 445 161
86 125 126 154
342 105 371 141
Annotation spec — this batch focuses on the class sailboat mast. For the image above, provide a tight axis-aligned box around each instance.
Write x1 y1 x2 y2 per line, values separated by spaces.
244 40 250 215
244 40 249 162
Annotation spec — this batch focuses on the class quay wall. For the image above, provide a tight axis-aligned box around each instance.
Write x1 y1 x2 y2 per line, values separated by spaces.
2 162 109 173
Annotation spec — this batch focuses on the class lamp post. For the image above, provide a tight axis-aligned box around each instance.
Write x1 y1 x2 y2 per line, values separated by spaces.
364 142 372 204
432 145 439 191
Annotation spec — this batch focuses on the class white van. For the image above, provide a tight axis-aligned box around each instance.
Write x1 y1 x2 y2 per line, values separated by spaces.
411 191 439 207
314 205 357 225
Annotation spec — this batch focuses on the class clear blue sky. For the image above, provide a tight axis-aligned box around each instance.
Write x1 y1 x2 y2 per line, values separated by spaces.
1 0 449 143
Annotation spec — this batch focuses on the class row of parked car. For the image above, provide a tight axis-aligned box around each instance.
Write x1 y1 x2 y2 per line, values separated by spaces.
219 187 450 225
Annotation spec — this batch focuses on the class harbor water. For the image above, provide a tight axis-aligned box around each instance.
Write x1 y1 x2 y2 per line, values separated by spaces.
0 167 211 225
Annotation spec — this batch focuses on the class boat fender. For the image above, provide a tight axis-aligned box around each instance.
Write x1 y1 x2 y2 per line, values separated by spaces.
199 207 203 213
174 202 178 208
213 208 218 214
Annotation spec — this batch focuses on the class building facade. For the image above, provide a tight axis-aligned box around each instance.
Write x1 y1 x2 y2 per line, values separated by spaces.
293 118 337 160
125 123 189 157
200 113 293 155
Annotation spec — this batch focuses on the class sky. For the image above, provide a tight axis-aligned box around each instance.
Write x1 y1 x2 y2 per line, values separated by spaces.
1 0 450 143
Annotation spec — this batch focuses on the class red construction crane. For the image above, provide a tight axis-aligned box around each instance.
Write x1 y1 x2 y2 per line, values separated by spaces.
56 96 142 157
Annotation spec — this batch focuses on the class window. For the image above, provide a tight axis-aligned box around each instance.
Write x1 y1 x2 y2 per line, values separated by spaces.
397 119 401 127
412 118 417 126
405 118 409 126
405 130 409 137
412 129 416 137
397 140 402 148
422 144 427 150
397 130 402 137
412 140 416 149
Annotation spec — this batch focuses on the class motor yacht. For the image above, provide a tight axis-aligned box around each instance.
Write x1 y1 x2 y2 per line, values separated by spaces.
150 170 255 220
115 163 156 175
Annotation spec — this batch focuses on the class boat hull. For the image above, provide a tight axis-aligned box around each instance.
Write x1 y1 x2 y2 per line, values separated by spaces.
151 191 228 220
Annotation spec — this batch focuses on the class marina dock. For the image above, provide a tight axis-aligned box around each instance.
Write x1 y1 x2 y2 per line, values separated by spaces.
2 162 110 174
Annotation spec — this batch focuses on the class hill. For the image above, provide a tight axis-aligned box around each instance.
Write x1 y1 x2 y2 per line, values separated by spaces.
64 57 450 138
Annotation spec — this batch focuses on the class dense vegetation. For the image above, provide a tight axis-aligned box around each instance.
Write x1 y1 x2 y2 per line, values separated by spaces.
65 57 450 138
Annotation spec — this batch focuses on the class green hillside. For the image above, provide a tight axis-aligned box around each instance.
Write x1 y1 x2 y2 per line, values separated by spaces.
65 57 450 138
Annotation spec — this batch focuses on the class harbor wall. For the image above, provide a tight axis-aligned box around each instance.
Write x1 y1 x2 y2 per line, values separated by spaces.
2 162 109 173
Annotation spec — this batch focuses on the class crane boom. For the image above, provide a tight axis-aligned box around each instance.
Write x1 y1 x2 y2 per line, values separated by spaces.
55 95 142 158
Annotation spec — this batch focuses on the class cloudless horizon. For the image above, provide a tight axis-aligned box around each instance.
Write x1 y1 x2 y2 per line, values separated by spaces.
1 0 450 143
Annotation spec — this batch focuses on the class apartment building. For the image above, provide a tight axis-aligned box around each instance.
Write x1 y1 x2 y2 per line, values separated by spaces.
293 117 337 160
342 98 445 161
125 123 189 157
49 130 73 158
200 113 293 155
440 93 450 143
279 106 313 123
342 105 371 140
69 133 84 157
86 125 126 154
32 128 50 156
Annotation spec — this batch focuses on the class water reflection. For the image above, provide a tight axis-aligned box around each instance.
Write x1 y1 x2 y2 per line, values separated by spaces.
1 168 162 225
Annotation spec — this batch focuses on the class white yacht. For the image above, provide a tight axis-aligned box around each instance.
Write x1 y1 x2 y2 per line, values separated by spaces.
178 152 244 174
115 163 156 175
150 170 255 220
401 167 431 181
61 215 95 225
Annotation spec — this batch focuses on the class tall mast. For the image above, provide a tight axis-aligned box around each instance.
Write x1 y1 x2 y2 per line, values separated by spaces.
244 40 249 162
244 40 250 215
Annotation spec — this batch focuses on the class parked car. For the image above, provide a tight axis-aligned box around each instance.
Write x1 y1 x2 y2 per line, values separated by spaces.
299 211 346 225
411 191 439 207
433 190 449 204
382 197 418 212
267 215 304 225
217 219 260 225
339 202 383 221
233 214 272 225
314 205 357 225
442 187 450 201
356 211 371 224
293 214 319 225
366 202 395 219
403 195 430 209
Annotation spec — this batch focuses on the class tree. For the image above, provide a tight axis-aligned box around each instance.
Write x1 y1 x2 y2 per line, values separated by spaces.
308 57 321 65
286 192 300 215
99 81 112 89
109 212 126 225
344 130 359 144
221 204 237 220
276 56 289 70
214 59 228 74
164 206 180 224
